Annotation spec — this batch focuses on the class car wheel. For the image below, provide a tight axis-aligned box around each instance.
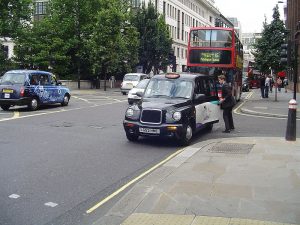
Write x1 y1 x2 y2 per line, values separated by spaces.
178 123 193 146
126 132 139 142
1 105 10 111
61 94 70 106
28 97 39 111
206 123 213 132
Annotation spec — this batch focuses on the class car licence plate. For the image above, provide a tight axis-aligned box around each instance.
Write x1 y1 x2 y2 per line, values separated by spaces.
139 127 160 134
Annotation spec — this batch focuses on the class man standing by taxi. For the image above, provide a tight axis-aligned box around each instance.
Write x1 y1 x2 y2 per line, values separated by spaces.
218 75 235 133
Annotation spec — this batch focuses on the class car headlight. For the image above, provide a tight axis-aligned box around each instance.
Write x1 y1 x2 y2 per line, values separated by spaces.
172 111 182 121
126 108 134 117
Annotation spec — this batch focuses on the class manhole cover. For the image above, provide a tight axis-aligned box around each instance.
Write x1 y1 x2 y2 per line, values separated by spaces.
208 143 254 154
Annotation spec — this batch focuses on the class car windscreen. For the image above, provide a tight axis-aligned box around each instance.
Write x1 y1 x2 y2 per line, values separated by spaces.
144 79 193 99
0 73 26 85
136 79 149 89
124 75 139 81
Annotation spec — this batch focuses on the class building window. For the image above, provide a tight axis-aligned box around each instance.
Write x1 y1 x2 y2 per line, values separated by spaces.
35 1 47 15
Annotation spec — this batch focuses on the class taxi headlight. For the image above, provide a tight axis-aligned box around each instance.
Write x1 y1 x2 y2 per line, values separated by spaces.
172 111 182 121
126 108 134 117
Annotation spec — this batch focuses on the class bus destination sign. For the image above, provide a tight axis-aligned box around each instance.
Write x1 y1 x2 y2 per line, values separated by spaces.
189 49 231 65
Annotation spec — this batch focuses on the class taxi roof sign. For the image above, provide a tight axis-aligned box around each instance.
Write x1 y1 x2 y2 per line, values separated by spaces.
165 73 180 79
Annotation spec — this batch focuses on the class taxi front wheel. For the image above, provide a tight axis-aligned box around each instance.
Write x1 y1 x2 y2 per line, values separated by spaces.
126 132 139 142
178 123 193 146
61 95 70 106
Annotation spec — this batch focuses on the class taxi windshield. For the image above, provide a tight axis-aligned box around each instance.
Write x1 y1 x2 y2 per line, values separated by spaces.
0 73 26 85
144 79 193 99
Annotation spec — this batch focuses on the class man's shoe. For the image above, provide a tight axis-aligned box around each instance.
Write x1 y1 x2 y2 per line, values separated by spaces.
222 130 230 133
230 127 235 130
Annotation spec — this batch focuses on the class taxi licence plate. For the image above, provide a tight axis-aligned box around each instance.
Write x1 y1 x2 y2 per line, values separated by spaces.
139 127 160 134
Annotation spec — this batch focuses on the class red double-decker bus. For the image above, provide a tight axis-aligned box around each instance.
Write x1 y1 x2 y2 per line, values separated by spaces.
187 27 243 101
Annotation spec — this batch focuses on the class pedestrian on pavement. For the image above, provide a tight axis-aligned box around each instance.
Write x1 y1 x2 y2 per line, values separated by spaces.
269 76 274 93
265 75 270 98
218 75 235 133
260 75 266 98
277 77 282 92
283 77 288 93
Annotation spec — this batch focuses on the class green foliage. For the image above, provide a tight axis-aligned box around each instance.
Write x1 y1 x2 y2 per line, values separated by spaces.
253 5 286 74
88 0 139 79
0 0 32 74
0 0 32 38
132 2 172 74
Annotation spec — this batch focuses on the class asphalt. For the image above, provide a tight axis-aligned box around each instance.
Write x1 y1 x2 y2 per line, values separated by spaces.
71 87 300 225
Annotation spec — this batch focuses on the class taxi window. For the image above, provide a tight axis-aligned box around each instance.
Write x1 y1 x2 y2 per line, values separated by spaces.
195 79 212 96
50 75 57 85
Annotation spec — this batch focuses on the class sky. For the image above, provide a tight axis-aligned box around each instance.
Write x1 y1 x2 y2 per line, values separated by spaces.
214 0 286 33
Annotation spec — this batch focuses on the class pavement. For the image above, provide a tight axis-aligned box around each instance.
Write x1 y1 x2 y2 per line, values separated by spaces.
71 87 300 225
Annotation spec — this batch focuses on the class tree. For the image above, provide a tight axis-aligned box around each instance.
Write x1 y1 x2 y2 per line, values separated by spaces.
253 5 286 74
14 0 101 83
0 0 32 74
88 0 139 90
132 2 172 74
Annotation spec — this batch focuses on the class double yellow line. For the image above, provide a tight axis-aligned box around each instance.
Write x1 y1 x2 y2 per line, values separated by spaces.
86 148 185 214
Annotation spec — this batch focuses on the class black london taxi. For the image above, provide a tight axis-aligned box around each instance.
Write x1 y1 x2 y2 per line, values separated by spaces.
123 73 220 146
0 70 71 111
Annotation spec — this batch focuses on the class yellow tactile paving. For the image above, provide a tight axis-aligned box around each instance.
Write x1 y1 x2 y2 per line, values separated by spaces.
230 218 294 225
192 216 230 225
121 213 195 225
121 213 298 225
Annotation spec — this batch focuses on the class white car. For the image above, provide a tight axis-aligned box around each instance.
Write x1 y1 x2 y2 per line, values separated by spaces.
121 73 147 95
127 79 150 104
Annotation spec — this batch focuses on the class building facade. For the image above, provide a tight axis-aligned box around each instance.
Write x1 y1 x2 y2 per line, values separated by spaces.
241 32 261 74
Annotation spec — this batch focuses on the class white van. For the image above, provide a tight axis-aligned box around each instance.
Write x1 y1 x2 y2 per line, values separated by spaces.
121 73 147 95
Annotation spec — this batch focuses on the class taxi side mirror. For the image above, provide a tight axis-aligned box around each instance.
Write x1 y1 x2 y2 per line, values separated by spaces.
194 93 205 101
136 91 144 97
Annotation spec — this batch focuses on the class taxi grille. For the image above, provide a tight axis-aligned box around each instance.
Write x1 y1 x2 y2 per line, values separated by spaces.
140 109 162 124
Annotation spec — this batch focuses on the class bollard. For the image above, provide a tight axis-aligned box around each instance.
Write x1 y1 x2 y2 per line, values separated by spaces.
285 99 297 141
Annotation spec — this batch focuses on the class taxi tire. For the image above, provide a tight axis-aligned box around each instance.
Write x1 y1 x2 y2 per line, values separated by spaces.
206 123 213 132
178 123 193 146
1 105 10 111
61 95 70 106
28 97 39 111
126 132 139 142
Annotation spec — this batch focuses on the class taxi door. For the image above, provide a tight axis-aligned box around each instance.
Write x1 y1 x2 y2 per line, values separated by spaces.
194 77 220 128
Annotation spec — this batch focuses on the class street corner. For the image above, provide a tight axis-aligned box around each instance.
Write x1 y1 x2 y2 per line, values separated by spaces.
121 213 299 225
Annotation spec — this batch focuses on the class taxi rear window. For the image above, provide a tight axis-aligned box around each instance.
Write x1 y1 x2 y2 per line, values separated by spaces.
0 73 26 85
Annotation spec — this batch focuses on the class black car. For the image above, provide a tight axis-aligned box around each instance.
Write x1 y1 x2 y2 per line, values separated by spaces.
123 73 221 146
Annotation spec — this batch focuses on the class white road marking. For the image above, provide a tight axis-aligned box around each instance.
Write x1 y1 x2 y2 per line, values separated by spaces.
254 107 268 109
0 100 127 123
9 194 20 199
44 202 58 207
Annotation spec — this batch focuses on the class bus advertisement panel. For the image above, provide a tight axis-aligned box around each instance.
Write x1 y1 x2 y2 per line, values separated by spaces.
187 27 243 101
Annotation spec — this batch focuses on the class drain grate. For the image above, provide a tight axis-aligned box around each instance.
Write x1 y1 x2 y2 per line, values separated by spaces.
208 143 254 154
